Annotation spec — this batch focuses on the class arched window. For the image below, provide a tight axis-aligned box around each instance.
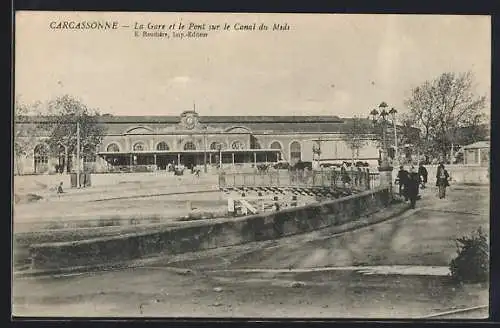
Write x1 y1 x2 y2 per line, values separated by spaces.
34 144 48 158
270 141 282 150
290 141 302 164
210 142 226 150
156 142 169 151
231 140 245 150
270 141 283 161
106 143 120 152
55 144 66 173
184 141 196 150
133 142 145 151
34 144 49 173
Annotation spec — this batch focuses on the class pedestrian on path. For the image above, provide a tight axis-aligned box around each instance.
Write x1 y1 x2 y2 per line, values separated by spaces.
418 162 428 189
436 163 450 199
396 165 409 201
407 166 421 209
57 182 64 195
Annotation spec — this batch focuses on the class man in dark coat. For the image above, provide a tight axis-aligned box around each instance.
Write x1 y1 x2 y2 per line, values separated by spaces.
407 166 421 209
396 166 409 201
418 163 428 189
436 163 450 199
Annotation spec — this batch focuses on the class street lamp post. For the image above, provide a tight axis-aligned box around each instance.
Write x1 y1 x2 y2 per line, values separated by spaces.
217 143 222 169
203 128 208 173
389 107 398 164
370 102 394 190
76 121 81 188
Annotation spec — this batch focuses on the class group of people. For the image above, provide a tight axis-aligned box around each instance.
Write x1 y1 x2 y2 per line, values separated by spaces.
396 163 451 209
338 164 371 188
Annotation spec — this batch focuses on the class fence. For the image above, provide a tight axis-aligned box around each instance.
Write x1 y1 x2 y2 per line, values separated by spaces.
218 169 379 190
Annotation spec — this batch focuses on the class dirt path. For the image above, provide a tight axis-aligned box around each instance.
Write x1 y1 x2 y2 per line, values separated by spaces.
13 265 488 318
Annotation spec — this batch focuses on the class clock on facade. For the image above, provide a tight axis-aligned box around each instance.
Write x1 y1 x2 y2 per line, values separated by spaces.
184 116 196 129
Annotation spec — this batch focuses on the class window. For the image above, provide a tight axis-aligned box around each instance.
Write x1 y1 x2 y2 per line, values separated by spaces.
270 141 283 161
270 141 282 150
157 142 169 151
34 144 49 173
290 141 301 163
133 142 145 151
210 142 227 150
231 140 245 150
184 141 196 150
34 144 49 163
106 143 120 152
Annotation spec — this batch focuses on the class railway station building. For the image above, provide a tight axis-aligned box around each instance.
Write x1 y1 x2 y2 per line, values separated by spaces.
15 110 392 175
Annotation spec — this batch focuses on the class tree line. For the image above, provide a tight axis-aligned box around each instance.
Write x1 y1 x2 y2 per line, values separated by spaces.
341 71 489 164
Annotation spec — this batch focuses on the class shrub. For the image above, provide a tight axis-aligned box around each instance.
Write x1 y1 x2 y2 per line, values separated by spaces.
449 227 489 284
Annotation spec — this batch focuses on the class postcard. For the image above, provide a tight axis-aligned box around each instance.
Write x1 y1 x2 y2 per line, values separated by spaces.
13 11 490 319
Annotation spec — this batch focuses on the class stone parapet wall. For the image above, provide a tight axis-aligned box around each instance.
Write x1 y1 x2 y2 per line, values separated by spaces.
29 187 392 270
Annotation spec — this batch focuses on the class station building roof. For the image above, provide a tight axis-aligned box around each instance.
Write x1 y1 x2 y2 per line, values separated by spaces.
16 115 379 135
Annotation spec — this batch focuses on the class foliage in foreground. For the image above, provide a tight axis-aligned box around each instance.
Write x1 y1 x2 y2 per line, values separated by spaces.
449 227 489 284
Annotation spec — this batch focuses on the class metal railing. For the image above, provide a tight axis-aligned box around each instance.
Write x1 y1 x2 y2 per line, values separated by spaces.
218 169 379 190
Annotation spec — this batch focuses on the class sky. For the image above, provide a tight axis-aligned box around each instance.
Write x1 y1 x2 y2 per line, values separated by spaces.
15 12 491 118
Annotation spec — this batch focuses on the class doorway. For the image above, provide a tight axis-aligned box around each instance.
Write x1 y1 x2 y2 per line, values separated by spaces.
182 154 197 169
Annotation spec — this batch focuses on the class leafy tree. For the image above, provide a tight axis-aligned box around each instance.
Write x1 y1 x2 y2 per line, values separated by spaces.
405 71 487 160
341 116 371 165
39 95 107 172
14 97 42 175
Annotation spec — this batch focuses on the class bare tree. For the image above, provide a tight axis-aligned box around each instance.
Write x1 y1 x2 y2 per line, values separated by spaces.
14 96 42 175
456 112 490 145
341 116 371 165
397 113 421 147
394 112 423 162
405 71 487 160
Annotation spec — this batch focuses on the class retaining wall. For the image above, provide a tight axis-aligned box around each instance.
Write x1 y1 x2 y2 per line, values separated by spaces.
389 164 489 185
29 187 392 270
14 171 219 192
425 164 489 185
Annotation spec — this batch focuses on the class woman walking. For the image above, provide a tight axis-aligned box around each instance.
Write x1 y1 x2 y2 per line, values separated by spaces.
436 163 450 199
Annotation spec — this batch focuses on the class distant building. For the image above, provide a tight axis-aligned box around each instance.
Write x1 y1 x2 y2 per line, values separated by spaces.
14 111 410 175
461 141 490 166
